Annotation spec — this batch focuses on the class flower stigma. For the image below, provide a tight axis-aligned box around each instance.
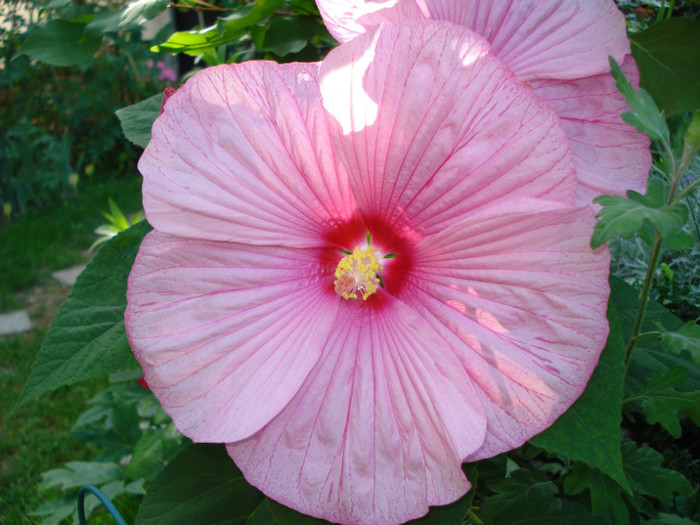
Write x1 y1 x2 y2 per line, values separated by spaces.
334 246 382 300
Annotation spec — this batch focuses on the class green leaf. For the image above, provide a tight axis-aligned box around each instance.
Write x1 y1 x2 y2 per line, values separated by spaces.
15 19 101 67
564 464 628 525
608 56 670 142
261 16 316 57
626 366 700 438
480 470 601 525
15 222 151 409
622 442 692 501
662 231 697 251
136 444 297 525
153 0 284 56
530 301 630 492
630 18 700 116
40 462 121 491
646 513 699 525
85 0 170 36
115 93 164 148
592 191 688 249
659 322 700 365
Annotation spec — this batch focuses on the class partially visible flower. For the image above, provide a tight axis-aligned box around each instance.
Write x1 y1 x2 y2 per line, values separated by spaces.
316 0 652 205
126 21 610 524
84 163 95 176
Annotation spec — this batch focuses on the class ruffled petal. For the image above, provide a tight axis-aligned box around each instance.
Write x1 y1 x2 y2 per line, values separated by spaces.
319 21 576 238
531 55 651 203
424 0 630 80
317 0 629 80
317 0 428 44
139 61 355 247
400 199 610 459
125 231 340 442
228 295 486 525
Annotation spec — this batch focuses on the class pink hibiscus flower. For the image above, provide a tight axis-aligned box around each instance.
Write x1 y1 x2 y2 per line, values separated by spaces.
316 0 652 205
126 21 610 524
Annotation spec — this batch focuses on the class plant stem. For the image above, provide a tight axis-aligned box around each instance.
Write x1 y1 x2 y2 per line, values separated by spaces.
625 232 664 364
467 508 484 525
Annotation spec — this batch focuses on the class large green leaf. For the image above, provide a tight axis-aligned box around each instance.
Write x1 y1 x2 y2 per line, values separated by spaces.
137 444 471 525
622 443 691 500
16 19 101 67
15 222 150 408
115 93 164 148
153 0 284 56
564 464 628 525
630 18 700 116
625 366 700 438
529 300 629 491
659 322 700 365
592 191 688 249
479 470 601 525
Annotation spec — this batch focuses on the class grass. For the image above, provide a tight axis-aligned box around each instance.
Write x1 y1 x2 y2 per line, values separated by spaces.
0 174 143 311
0 173 142 524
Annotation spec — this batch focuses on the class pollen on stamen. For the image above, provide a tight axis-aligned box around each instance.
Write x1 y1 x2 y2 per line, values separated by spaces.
334 246 382 300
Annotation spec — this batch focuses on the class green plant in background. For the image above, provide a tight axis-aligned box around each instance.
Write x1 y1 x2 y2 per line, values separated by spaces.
30 380 186 525
0 0 169 219
90 198 144 253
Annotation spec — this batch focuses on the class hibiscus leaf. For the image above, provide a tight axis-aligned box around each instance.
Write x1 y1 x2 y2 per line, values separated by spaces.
15 19 101 67
15 221 151 409
608 56 670 142
480 470 600 525
529 301 629 492
152 0 285 56
563 463 628 525
629 18 700 116
135 443 328 525
658 322 700 365
624 366 700 438
591 191 688 249
621 442 692 501
116 93 164 148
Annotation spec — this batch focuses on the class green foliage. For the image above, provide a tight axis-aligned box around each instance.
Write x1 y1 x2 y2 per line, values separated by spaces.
16 19 102 66
592 181 688 249
15 221 150 408
659 322 700 364
115 93 164 149
630 17 700 116
152 0 335 63
480 470 600 525
0 0 167 216
155 0 285 56
609 56 670 143
625 366 700 438
32 381 186 525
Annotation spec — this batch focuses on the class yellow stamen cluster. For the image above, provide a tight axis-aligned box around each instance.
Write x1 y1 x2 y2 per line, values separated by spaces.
334 246 382 300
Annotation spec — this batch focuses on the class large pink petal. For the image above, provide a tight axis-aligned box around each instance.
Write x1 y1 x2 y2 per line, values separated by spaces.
400 199 610 459
125 231 340 442
532 55 651 204
317 0 629 80
320 21 576 238
228 295 486 524
426 0 630 80
139 62 355 247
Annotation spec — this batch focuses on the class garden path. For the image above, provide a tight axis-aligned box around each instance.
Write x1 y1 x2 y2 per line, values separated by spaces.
0 264 85 336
